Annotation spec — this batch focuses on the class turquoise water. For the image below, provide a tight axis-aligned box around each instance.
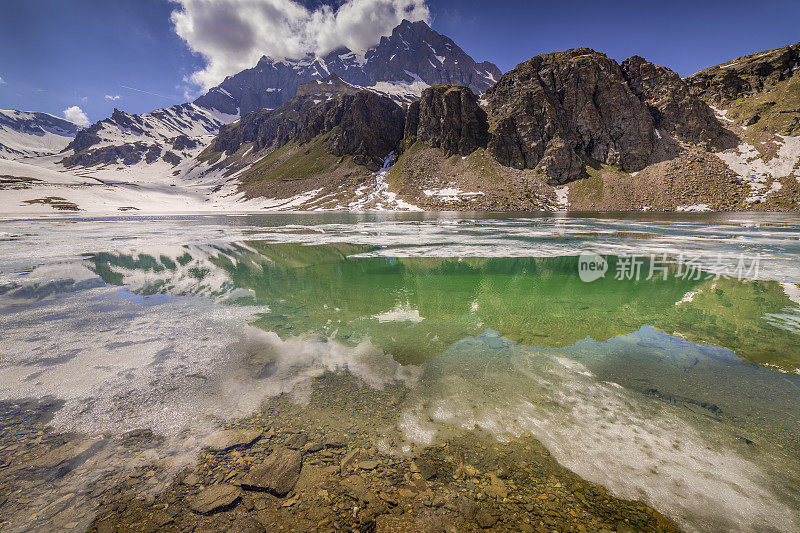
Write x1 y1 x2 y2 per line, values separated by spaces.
1 212 799 532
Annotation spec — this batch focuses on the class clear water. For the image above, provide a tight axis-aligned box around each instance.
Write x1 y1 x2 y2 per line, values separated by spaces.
1 212 799 532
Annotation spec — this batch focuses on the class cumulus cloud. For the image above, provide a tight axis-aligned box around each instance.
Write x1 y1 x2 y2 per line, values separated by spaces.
105 94 121 101
63 106 91 127
171 0 430 89
0 75 6 85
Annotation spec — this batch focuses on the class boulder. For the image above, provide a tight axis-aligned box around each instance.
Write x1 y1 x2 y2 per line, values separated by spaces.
202 429 261 452
189 484 242 514
241 447 302 496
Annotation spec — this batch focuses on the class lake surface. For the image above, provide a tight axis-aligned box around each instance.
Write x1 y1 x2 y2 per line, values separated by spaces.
1 212 799 532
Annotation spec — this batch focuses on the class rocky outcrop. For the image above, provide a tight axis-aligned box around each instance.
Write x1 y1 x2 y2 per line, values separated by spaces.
685 42 800 135
621 56 730 148
211 77 405 171
686 42 800 105
327 92 406 169
484 49 657 184
61 142 155 167
195 20 501 114
404 85 489 156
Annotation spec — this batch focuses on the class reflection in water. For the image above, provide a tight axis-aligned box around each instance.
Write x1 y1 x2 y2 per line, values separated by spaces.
86 242 800 371
0 219 799 532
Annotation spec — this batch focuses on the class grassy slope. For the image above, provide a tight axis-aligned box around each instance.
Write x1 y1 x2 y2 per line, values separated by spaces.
725 72 800 135
239 131 341 185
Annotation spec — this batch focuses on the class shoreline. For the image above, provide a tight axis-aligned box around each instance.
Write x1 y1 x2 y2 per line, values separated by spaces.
0 373 681 533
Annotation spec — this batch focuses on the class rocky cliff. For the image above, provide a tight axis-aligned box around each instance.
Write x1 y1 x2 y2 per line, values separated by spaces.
482 49 657 184
403 85 489 157
621 55 730 148
209 76 405 172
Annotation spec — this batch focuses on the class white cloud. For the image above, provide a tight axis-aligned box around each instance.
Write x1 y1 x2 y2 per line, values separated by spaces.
63 106 91 127
105 94 121 101
171 0 430 90
0 75 5 85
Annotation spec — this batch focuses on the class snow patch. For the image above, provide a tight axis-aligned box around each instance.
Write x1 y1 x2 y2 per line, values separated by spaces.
676 204 711 212
717 135 800 203
554 185 570 210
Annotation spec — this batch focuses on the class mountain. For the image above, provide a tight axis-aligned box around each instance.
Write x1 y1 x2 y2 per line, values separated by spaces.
380 48 800 211
2 33 800 214
60 103 235 168
53 19 497 175
686 42 800 135
188 75 406 209
194 19 501 114
0 110 79 159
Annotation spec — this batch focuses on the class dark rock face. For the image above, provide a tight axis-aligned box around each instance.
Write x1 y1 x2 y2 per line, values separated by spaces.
686 42 800 104
61 142 156 167
404 85 489 156
241 447 302 496
172 135 199 151
328 92 407 169
484 49 657 184
621 56 729 148
212 78 405 171
195 20 501 115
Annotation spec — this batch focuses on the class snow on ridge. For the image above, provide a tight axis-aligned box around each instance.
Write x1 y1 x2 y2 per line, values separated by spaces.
0 109 79 159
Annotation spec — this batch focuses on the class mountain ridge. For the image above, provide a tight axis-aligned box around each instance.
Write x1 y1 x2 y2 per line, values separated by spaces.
1 32 799 214
194 19 501 115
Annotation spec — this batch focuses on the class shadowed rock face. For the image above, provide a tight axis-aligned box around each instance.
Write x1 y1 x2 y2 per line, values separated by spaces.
328 92 406 169
686 42 800 105
211 77 405 171
621 55 730 148
404 85 489 157
483 49 657 185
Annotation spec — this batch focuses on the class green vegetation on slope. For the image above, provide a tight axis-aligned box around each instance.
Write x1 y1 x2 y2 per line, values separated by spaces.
239 131 343 185
726 72 800 135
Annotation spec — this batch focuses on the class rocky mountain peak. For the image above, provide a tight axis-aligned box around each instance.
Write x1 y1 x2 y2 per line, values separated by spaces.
621 55 731 148
484 48 657 184
194 20 501 116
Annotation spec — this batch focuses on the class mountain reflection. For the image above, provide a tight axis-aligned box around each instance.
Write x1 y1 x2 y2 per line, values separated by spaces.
86 242 800 372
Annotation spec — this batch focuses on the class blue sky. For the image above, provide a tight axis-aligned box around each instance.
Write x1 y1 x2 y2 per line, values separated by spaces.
1 0 797 125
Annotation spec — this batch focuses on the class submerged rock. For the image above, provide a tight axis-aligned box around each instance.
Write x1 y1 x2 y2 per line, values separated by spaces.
284 433 308 450
202 429 261 452
241 447 302 495
189 484 242 514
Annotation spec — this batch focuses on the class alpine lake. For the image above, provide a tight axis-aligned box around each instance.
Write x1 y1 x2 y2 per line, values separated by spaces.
0 212 799 533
